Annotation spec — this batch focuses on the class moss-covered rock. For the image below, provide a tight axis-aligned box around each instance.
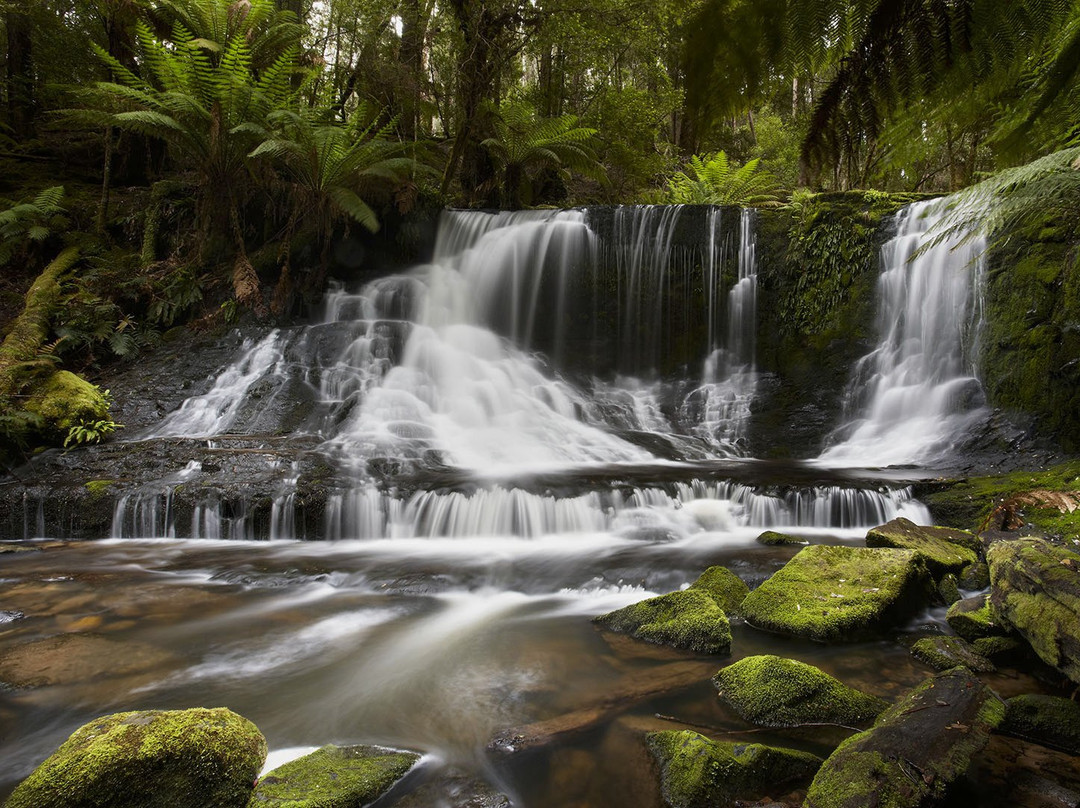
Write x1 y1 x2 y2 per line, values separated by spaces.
688 566 749 614
740 545 934 642
910 636 994 673
804 668 1005 808
712 655 886 728
646 730 821 808
593 589 732 654
946 595 1008 641
937 574 960 605
248 744 419 807
23 370 110 434
958 560 990 591
988 538 1080 683
5 707 266 808
971 635 1024 660
755 530 807 546
865 518 979 578
1001 694 1080 755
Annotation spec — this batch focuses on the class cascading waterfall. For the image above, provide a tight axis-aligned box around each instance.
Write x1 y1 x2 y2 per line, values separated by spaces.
820 199 987 466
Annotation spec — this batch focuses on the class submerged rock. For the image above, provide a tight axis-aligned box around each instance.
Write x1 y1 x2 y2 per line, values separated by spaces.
594 589 731 655
755 530 807 546
646 730 821 808
5 708 266 808
1001 694 1080 755
988 538 1080 683
688 566 749 614
713 655 887 728
740 545 933 642
910 636 994 673
946 595 1008 642
0 633 177 688
250 744 420 807
804 668 1005 808
865 517 979 578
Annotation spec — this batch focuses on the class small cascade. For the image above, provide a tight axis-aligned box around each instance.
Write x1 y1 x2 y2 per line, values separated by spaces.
820 199 987 466
688 208 759 452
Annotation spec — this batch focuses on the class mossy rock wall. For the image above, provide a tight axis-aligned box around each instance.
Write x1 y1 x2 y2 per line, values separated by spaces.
981 230 1080 451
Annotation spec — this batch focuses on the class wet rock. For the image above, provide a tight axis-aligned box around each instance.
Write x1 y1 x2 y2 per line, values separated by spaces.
740 546 934 642
865 517 979 578
755 531 807 547
0 633 176 688
5 707 265 808
646 730 821 808
688 566 749 614
376 767 510 808
959 560 991 590
712 655 887 728
250 744 419 807
971 635 1025 661
804 668 1005 808
946 595 1009 641
0 543 39 554
1001 695 1080 755
936 573 961 605
910 636 994 673
593 589 731 655
988 538 1080 683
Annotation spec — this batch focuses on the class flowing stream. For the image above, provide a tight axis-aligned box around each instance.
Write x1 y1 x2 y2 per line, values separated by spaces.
0 202 1017 806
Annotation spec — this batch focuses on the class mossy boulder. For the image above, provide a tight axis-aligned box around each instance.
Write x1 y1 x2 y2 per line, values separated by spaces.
865 518 979 578
958 561 990 590
910 636 994 673
646 730 821 808
5 707 266 808
248 744 419 807
937 574 960 605
593 589 731 654
988 538 1080 683
755 530 807 546
1001 694 1080 755
971 635 1024 660
804 668 1005 808
23 370 110 434
688 566 749 614
712 655 887 728
740 545 934 642
946 595 1008 642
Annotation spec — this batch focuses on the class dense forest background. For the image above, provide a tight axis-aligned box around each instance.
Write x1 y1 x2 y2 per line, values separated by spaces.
1 0 1079 457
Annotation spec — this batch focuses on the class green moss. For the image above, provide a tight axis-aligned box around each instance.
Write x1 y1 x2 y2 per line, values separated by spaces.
249 744 419 807
593 589 731 654
1001 695 1080 754
937 574 960 605
971 635 1023 660
865 518 978 578
646 730 821 808
988 538 1080 683
755 530 807 546
713 655 887 728
23 370 110 433
946 595 1007 641
84 479 116 498
5 707 266 808
740 545 934 642
958 561 990 590
910 636 994 673
689 566 749 614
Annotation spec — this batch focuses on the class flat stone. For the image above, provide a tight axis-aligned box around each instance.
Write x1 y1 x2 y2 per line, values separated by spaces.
0 633 176 688
866 517 979 577
911 635 995 673
250 744 420 807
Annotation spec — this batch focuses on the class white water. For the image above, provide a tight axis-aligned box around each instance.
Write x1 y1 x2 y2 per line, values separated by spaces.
820 199 987 466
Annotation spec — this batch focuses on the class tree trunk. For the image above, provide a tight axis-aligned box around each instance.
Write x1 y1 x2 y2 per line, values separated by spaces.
398 0 428 140
5 10 35 140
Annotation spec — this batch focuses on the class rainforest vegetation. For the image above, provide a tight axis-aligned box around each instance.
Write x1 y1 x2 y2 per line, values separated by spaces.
2 0 1080 458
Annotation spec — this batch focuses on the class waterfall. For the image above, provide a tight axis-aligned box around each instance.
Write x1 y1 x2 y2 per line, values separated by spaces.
819 199 987 466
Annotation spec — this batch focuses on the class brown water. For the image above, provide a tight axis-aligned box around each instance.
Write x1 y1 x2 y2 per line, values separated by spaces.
2 534 1070 806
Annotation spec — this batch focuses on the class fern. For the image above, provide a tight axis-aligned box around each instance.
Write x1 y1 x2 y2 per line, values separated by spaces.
0 187 68 266
662 152 779 206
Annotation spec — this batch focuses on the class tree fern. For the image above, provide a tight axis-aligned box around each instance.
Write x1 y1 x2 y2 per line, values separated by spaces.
663 152 779 206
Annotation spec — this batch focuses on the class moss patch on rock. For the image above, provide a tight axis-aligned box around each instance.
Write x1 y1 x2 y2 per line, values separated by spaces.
688 566 749 614
646 730 821 808
910 636 994 673
988 538 1080 683
946 595 1008 641
5 707 265 808
594 589 732 655
865 518 978 578
804 668 1004 808
971 635 1024 660
1001 694 1080 755
740 545 934 642
23 370 110 435
249 744 419 807
755 530 807 546
713 655 887 728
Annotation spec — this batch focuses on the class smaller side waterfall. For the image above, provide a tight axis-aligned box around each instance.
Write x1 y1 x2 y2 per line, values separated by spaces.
820 199 987 466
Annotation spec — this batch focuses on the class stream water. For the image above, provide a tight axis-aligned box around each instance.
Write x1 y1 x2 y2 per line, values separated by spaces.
0 202 1023 806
